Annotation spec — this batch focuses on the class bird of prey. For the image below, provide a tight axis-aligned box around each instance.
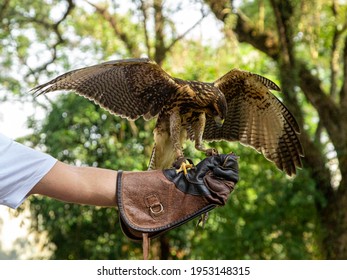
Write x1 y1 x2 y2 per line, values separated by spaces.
32 58 304 176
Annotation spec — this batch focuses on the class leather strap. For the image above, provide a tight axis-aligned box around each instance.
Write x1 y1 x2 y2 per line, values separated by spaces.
142 233 150 260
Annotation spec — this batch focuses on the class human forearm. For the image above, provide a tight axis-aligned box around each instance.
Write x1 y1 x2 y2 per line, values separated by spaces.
29 161 118 207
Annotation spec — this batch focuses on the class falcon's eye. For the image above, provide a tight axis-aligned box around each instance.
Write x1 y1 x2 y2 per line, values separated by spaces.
207 105 218 117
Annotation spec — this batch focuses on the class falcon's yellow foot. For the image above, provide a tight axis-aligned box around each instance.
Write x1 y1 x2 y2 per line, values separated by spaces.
173 157 194 175
176 161 194 175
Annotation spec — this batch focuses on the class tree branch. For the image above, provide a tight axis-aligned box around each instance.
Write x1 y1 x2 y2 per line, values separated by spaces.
341 36 347 109
153 0 166 64
330 0 341 98
340 37 347 150
25 0 75 76
0 0 10 21
204 0 230 22
234 12 280 60
166 10 208 53
56 0 75 26
139 0 152 58
298 64 341 142
330 0 347 100
88 1 141 57
205 0 280 59
152 0 208 64
269 0 294 66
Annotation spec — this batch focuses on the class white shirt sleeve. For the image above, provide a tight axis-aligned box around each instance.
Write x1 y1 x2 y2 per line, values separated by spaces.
0 133 57 209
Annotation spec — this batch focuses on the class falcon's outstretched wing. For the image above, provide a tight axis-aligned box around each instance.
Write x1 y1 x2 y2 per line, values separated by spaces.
203 69 304 176
31 58 179 120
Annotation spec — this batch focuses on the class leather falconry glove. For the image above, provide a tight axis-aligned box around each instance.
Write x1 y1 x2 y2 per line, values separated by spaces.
116 153 239 259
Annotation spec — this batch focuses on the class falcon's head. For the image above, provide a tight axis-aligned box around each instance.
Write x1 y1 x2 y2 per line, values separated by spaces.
204 87 227 128
184 82 227 127
189 82 227 127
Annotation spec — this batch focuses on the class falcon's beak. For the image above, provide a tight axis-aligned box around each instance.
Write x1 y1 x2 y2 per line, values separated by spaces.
214 116 225 127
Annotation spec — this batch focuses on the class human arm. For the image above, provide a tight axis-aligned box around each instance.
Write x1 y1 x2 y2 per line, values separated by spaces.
0 133 118 208
28 161 118 207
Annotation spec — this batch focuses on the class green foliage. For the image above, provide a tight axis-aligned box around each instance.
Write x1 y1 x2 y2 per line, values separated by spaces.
1 0 331 259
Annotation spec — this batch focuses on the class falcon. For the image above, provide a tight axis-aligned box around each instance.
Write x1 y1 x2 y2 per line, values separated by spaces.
32 58 304 176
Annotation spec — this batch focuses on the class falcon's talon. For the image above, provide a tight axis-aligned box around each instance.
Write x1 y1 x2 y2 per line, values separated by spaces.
176 161 194 175
173 157 194 175
205 148 219 156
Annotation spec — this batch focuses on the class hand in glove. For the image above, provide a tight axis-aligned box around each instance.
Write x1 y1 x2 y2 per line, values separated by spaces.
117 153 239 249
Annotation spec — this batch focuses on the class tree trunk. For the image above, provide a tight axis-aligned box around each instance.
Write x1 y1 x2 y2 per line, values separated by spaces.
321 186 347 259
159 235 171 260
153 0 167 65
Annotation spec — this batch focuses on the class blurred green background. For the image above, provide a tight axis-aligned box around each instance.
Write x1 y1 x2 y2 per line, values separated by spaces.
1 0 347 259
